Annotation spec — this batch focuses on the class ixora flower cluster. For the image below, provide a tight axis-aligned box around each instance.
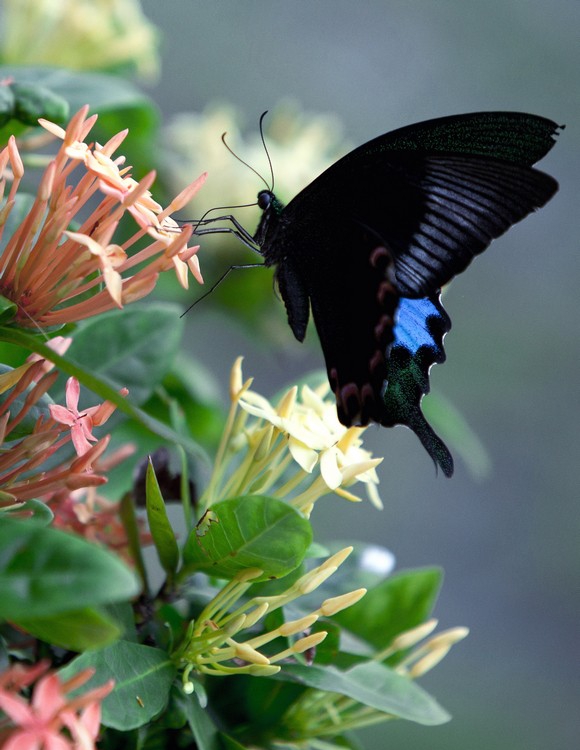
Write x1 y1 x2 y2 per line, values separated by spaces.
202 357 384 515
0 104 205 327
0 106 467 750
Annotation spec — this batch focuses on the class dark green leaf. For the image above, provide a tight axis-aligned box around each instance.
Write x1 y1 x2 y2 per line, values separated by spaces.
15 607 121 651
333 568 442 650
0 519 140 619
0 66 159 172
0 326 210 463
146 458 179 577
0 296 17 324
0 363 54 439
182 495 312 581
160 354 225 449
60 641 176 730
104 601 138 642
279 661 450 725
118 493 149 594
51 303 184 405
10 81 69 125
0 84 15 126
175 690 222 750
219 733 249 749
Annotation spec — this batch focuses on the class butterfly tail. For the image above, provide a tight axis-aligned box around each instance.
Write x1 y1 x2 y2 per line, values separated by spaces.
395 410 454 478
381 295 454 477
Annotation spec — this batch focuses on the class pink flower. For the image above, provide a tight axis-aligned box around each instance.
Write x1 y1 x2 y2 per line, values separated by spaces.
0 664 113 750
49 377 127 458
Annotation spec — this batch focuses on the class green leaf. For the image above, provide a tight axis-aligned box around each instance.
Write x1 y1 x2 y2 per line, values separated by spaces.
219 734 249 750
279 662 450 726
15 606 121 651
59 641 176 730
0 83 16 127
0 66 159 172
0 362 53 439
9 81 69 126
160 354 225 449
0 325 209 463
0 296 17 324
146 458 179 578
51 303 184 405
3 499 53 524
0 519 140 620
333 568 442 650
175 691 222 750
182 495 312 582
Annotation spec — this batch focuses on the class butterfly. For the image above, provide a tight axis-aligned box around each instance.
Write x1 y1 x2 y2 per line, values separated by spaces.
195 112 561 476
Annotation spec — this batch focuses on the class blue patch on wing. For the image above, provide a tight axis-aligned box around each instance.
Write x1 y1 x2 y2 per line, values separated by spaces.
382 294 454 476
393 296 449 355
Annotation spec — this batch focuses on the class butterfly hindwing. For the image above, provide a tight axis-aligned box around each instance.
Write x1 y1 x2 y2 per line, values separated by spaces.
383 295 453 477
275 224 400 426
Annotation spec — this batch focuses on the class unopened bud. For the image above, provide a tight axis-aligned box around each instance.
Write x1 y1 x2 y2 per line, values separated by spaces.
292 631 327 654
320 588 366 616
279 614 319 637
234 567 264 583
408 646 451 678
390 619 439 652
233 641 270 665
243 603 269 629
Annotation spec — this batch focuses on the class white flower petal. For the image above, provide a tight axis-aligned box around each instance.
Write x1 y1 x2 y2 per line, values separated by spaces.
320 448 343 490
288 437 318 474
340 458 383 483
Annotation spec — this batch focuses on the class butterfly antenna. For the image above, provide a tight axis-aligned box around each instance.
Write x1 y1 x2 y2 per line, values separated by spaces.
258 110 274 192
221 131 270 190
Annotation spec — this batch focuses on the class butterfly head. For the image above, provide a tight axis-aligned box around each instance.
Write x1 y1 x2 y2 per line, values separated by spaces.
254 190 285 252
257 189 274 211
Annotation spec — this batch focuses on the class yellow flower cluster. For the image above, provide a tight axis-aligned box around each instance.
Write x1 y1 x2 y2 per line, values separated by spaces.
202 357 383 516
176 547 365 685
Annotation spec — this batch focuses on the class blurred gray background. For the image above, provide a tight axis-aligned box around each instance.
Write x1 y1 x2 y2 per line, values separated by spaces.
142 2 579 748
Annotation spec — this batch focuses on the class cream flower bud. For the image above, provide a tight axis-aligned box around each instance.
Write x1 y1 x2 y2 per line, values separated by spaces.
320 588 367 616
291 631 327 654
233 642 270 665
390 619 439 652
278 614 319 637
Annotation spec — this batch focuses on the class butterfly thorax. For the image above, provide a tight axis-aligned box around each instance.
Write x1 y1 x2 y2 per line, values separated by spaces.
254 190 286 264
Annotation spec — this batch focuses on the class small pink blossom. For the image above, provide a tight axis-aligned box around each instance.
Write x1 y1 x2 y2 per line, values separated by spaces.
0 664 113 750
49 377 128 457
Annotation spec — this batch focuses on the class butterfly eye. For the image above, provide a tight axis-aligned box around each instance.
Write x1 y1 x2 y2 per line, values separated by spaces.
257 190 273 210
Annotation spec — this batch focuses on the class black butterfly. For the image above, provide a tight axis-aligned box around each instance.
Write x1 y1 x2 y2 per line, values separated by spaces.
196 112 561 477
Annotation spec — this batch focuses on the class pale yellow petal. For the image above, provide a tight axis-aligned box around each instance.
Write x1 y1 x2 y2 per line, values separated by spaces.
288 437 318 474
320 448 343 489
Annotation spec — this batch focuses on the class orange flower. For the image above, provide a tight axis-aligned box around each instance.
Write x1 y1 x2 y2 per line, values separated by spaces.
0 105 206 328
0 356 126 507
